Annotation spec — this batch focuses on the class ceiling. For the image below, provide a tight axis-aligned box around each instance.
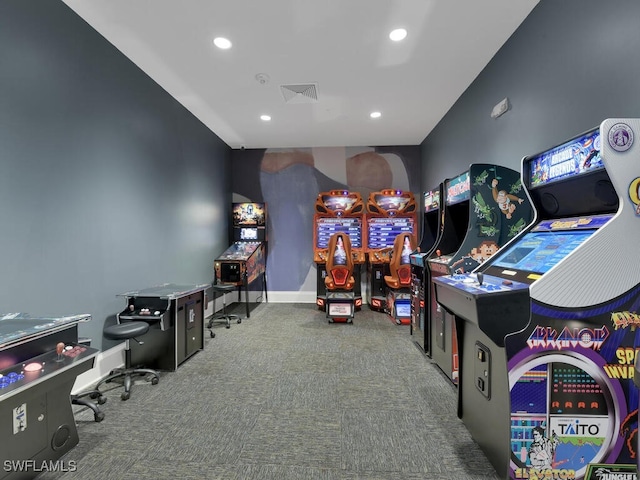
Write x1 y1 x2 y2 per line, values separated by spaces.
61 0 539 150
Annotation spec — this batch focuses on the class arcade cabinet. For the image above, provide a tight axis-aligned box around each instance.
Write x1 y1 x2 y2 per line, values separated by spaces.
313 190 365 311
428 165 532 384
410 184 445 355
0 314 99 480
214 202 268 318
433 119 640 480
366 189 417 323
116 283 208 371
324 232 357 323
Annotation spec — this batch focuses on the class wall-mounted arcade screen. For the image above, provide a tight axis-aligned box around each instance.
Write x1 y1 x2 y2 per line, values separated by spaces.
232 203 266 227
445 172 470 205
367 217 415 250
424 188 440 213
316 217 362 249
528 128 602 188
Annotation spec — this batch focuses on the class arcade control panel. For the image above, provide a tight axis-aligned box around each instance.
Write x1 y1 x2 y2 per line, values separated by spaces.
433 273 530 347
315 249 364 264
0 342 98 400
368 248 392 264
120 298 169 330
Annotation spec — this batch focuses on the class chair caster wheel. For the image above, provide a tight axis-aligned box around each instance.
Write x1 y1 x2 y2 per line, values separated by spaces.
121 392 130 401
151 377 159 386
226 325 230 329
210 331 216 338
94 412 105 422
237 319 242 324
97 396 107 405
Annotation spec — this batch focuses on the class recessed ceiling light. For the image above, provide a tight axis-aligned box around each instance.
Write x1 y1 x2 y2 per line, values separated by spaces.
389 28 407 42
213 37 232 49
370 111 382 119
260 115 271 122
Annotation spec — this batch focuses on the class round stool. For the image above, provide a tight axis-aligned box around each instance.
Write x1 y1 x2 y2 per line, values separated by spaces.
207 283 241 337
97 321 160 400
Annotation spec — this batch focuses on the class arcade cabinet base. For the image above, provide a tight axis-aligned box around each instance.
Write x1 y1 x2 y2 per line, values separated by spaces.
326 292 356 324
369 295 386 312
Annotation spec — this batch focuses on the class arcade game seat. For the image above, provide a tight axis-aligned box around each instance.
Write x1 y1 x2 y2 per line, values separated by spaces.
384 232 416 324
324 232 356 323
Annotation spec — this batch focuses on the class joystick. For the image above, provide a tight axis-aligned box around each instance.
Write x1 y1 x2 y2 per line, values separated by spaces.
476 272 484 286
56 342 65 362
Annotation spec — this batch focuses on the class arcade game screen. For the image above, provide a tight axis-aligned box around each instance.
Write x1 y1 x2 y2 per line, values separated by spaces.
424 188 440 213
239 227 259 240
490 229 596 275
232 203 266 227
316 217 362 249
367 217 415 249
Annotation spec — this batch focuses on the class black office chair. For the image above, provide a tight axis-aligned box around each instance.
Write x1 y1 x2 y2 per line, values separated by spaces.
71 336 107 422
72 389 106 422
207 283 241 338
96 321 160 401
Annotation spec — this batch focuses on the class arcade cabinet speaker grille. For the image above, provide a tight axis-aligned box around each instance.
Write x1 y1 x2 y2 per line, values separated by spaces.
280 83 318 104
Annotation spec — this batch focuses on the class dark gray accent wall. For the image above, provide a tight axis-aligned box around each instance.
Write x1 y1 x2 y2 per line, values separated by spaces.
0 0 231 349
421 0 640 187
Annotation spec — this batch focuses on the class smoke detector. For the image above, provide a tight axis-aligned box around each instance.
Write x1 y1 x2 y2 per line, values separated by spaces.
280 83 319 104
255 73 270 85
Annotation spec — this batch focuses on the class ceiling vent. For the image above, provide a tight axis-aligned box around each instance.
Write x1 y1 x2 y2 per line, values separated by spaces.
280 83 318 104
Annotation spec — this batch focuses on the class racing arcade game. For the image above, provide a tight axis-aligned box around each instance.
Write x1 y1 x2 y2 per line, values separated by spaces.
214 202 268 318
428 165 531 384
313 190 365 311
410 184 444 354
433 120 640 480
366 189 417 323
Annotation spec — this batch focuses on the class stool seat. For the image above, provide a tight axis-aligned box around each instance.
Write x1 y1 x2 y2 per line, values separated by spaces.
212 283 236 293
208 283 241 337
103 321 149 340
97 320 159 401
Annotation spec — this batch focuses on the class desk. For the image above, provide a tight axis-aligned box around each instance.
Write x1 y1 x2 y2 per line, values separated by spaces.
0 313 98 480
117 283 207 372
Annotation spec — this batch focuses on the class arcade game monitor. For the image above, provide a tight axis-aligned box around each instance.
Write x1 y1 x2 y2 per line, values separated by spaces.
313 190 365 310
365 189 417 316
433 119 640 480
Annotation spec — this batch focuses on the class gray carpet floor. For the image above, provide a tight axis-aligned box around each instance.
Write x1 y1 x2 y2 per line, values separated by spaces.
41 303 501 480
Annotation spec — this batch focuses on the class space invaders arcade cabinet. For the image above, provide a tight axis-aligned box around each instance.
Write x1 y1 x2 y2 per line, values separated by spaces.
214 202 268 318
433 119 640 480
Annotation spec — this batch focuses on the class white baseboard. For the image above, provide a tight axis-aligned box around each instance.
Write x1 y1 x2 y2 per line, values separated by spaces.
266 291 316 303
72 343 125 394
